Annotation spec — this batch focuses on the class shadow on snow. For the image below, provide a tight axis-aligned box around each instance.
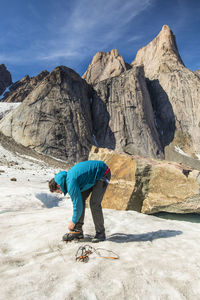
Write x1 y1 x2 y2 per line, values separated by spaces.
107 230 182 243
35 193 63 208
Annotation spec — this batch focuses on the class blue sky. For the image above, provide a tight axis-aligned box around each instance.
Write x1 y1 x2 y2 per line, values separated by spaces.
1 0 200 83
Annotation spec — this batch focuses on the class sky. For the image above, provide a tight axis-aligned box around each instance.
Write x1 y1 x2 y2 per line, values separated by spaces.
0 0 200 83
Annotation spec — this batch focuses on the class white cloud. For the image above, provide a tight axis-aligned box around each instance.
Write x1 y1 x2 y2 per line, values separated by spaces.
39 0 152 62
127 35 143 43
38 50 79 60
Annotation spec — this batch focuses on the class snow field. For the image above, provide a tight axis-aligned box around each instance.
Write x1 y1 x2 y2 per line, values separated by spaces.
0 144 200 299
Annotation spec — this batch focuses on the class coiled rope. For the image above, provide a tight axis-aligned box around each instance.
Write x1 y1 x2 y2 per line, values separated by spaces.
75 244 119 263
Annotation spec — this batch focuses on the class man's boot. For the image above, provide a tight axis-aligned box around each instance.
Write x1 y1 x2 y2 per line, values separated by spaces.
92 231 106 243
62 229 84 242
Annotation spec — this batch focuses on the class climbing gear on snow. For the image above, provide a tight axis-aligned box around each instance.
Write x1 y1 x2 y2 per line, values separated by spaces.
75 244 119 263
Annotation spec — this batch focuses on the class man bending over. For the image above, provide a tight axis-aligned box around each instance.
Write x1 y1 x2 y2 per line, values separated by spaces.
49 160 111 243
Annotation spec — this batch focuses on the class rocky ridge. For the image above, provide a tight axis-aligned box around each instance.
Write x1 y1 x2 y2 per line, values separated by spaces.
1 70 49 102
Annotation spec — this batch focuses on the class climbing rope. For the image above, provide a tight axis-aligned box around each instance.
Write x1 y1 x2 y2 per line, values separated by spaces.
75 244 119 263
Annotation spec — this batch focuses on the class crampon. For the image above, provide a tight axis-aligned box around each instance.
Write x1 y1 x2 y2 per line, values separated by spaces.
75 244 119 263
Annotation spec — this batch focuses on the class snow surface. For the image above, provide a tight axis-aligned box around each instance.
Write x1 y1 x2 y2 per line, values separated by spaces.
1 145 200 299
0 102 21 119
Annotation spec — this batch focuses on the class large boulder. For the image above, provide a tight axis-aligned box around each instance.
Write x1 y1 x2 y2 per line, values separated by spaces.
82 49 131 84
141 162 200 214
91 65 163 158
131 25 200 160
89 146 137 210
0 64 12 96
1 70 49 102
0 66 93 162
89 146 200 214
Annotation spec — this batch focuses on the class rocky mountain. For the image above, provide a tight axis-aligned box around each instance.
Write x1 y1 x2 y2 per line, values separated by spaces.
82 49 131 84
0 25 200 168
131 25 200 161
1 70 49 102
0 64 164 161
0 66 93 162
0 64 12 96
91 65 163 158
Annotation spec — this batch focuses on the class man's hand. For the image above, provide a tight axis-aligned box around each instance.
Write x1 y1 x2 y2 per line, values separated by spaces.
68 221 75 231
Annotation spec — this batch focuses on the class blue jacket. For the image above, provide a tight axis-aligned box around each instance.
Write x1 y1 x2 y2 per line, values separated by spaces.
54 160 107 223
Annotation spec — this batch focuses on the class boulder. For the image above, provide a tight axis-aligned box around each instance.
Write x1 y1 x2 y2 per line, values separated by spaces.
91 65 163 158
1 70 49 102
131 25 200 160
89 146 137 210
82 49 131 84
0 64 12 96
141 162 200 214
89 146 200 214
0 66 93 162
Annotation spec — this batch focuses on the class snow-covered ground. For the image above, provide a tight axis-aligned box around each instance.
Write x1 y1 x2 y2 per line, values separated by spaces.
1 145 200 300
0 102 21 119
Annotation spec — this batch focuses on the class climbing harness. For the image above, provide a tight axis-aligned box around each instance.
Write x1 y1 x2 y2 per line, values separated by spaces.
75 244 119 263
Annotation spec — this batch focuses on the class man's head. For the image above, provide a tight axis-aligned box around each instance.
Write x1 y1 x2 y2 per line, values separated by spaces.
49 178 62 194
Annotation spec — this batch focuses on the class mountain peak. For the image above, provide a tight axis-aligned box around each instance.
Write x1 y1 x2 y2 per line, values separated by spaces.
161 24 171 33
131 25 184 77
82 49 129 84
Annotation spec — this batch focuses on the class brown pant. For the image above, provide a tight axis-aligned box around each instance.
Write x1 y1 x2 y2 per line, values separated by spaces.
74 171 111 234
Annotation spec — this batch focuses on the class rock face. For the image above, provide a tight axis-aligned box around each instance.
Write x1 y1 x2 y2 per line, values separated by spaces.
82 49 131 84
0 65 12 96
91 65 163 158
0 66 93 162
1 70 49 102
89 146 200 214
131 25 200 159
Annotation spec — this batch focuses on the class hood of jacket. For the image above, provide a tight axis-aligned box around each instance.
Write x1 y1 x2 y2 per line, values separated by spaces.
54 171 68 195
